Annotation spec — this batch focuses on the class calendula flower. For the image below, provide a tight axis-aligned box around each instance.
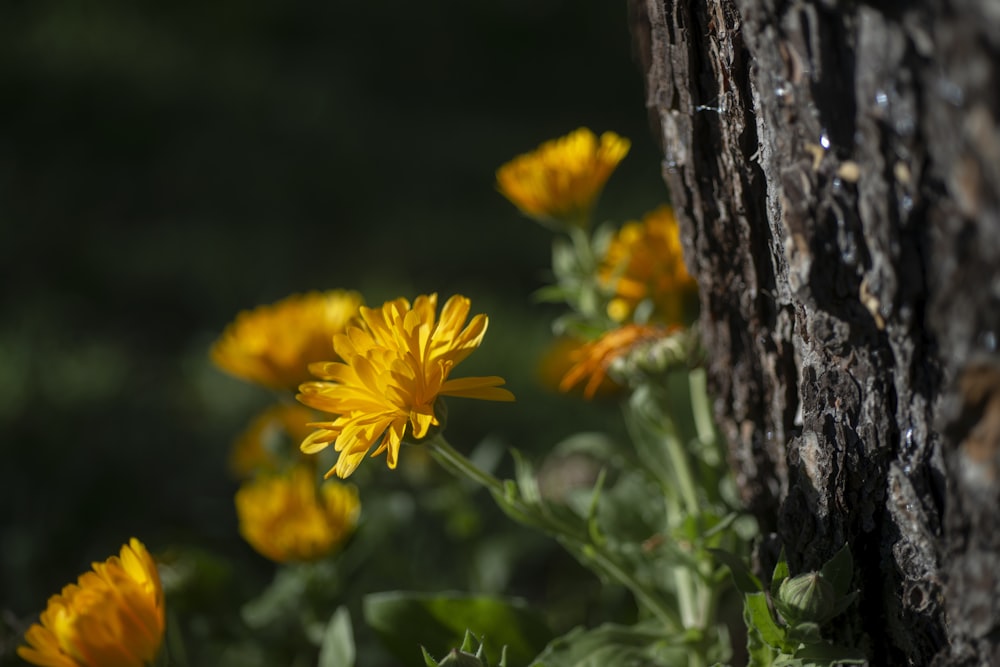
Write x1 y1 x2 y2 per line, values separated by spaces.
537 336 622 398
211 290 364 391
560 323 671 399
18 538 165 667
229 402 319 478
599 205 698 325
297 293 515 478
496 128 630 228
235 465 360 563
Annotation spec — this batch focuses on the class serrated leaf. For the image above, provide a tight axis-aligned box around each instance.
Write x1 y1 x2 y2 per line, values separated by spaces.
709 549 763 594
744 599 777 667
746 626 777 667
423 647 441 667
745 592 786 649
819 545 854 598
363 592 552 667
318 606 355 667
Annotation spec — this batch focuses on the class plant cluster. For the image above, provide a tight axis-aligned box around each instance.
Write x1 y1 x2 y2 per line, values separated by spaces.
15 128 863 667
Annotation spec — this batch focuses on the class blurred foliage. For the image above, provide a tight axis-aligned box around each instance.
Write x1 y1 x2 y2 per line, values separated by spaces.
0 1 671 666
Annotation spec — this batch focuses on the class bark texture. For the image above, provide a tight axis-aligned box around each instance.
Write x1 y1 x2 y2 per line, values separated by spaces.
629 1 1000 664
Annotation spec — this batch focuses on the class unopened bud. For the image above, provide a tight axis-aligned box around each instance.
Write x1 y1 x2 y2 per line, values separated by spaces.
437 649 486 667
776 571 838 625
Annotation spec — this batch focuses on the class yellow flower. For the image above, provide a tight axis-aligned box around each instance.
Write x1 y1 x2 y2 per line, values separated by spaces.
560 323 672 399
496 128 630 228
235 465 360 563
18 538 165 667
297 293 515 478
211 290 364 391
228 403 319 478
599 205 698 325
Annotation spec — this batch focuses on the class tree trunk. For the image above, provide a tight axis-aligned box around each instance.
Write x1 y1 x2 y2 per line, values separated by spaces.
629 1 1000 664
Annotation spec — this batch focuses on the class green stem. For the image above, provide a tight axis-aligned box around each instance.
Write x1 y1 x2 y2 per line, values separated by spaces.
688 368 716 449
660 415 701 519
426 435 682 631
655 389 713 666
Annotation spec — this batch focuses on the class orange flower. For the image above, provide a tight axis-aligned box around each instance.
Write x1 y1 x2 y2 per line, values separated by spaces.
211 290 363 391
497 128 630 228
18 538 165 667
235 466 360 563
560 324 672 399
228 403 319 478
537 336 622 398
298 294 515 478
599 206 697 325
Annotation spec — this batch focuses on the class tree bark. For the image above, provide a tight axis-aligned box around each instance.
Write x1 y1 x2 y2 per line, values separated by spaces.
629 1 1000 664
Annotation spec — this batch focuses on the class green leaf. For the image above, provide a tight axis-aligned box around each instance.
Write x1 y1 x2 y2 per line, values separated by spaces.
318 606 355 667
709 549 763 594
363 591 553 667
819 545 854 598
423 647 441 667
793 642 867 664
826 591 859 621
551 239 578 281
745 623 777 667
511 449 542 505
529 622 687 667
771 657 804 667
784 621 822 645
460 630 478 654
533 284 572 304
745 592 786 649
770 549 789 600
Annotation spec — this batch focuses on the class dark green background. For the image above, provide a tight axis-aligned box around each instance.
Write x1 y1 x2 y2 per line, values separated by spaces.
0 1 669 663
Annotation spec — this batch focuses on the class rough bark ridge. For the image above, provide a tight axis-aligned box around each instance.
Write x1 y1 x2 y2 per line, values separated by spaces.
629 1 1000 664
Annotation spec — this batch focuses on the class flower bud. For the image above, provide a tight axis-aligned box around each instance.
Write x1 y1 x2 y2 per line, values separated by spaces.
437 649 488 667
776 571 839 625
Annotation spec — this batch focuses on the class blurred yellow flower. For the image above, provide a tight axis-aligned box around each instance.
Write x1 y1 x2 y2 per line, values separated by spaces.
599 205 698 325
297 293 515 478
496 128 630 228
560 323 671 399
229 402 319 478
18 538 165 667
236 466 360 563
211 290 364 391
